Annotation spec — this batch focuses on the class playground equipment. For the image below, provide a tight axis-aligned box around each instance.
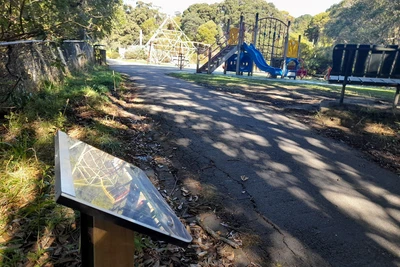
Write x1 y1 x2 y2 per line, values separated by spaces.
197 13 305 79
224 50 253 76
242 43 282 76
284 37 302 79
146 16 196 64
196 18 243 74
253 14 290 74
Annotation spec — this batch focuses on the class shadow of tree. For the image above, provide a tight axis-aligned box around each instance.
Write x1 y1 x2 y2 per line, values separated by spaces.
109 63 400 266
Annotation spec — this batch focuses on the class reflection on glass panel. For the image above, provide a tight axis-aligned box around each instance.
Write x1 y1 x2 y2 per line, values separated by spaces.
58 132 191 243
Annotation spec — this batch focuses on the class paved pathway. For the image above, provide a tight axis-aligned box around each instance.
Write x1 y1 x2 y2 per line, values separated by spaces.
110 61 400 267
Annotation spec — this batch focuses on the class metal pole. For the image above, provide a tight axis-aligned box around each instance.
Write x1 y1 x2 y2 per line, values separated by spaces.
340 49 354 104
236 15 244 76
179 43 183 70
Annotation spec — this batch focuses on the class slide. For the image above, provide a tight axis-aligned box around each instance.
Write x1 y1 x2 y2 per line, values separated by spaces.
242 42 282 77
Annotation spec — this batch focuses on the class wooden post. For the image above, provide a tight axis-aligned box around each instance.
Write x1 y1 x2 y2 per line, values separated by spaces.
207 46 212 74
179 43 183 70
253 13 259 46
148 42 152 64
251 13 259 76
282 21 291 79
226 19 231 40
236 15 244 76
339 82 347 104
93 217 135 267
81 213 94 267
196 48 200 73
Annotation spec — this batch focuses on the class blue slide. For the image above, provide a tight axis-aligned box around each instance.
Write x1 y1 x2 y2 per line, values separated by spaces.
242 42 282 77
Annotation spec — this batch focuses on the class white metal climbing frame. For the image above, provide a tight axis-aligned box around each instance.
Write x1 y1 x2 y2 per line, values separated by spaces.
145 16 196 64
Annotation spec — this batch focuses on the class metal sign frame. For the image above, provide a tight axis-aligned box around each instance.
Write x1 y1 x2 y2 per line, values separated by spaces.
54 130 192 247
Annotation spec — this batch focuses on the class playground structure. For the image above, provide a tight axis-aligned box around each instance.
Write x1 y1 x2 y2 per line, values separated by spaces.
145 16 196 65
197 13 305 79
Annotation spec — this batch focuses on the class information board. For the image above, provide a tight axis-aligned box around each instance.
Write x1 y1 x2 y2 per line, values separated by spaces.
55 131 192 246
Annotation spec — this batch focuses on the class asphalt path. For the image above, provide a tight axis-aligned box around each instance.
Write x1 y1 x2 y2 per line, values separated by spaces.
110 61 400 267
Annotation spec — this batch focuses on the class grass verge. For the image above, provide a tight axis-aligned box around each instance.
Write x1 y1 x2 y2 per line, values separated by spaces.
0 65 124 266
169 72 396 101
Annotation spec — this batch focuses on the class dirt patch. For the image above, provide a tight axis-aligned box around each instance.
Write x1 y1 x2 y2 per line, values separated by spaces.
293 103 400 175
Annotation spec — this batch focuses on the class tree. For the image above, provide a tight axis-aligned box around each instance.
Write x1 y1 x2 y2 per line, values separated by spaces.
0 0 124 41
195 21 218 44
180 0 286 43
304 12 330 46
105 2 163 48
325 0 400 44
291 14 313 36
181 3 218 40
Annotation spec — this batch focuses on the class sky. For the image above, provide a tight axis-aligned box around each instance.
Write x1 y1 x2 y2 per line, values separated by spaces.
127 0 342 18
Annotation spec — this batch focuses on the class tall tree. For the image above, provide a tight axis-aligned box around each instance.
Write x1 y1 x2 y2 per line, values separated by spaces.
0 0 124 41
195 20 218 44
105 2 162 48
180 0 285 43
304 12 330 46
181 3 218 40
325 0 400 44
291 14 313 36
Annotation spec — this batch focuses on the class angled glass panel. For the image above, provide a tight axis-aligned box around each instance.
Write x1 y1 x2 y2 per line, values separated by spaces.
55 131 192 246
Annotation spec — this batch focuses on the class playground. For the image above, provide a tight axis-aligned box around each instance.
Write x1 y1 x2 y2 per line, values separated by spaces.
196 14 306 80
123 13 309 80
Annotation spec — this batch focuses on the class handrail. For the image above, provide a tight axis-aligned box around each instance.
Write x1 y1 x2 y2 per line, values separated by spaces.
197 32 231 65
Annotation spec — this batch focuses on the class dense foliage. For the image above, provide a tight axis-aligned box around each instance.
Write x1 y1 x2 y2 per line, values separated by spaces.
325 0 400 44
103 1 164 49
0 0 123 41
180 0 284 44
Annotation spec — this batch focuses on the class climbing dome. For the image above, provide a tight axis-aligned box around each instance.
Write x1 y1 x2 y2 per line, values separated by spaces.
146 17 196 64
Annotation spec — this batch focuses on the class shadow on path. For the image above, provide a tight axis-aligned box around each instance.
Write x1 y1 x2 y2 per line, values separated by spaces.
110 62 400 267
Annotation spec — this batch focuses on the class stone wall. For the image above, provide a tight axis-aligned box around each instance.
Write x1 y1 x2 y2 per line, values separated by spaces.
0 40 94 108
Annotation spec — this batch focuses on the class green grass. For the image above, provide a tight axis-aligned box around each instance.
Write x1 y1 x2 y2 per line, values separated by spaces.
169 72 396 101
0 65 123 266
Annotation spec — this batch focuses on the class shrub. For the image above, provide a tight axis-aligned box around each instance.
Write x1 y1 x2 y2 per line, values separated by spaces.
106 50 120 59
124 47 147 60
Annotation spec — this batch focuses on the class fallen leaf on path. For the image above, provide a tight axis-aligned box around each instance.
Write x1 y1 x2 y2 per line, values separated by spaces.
240 175 249 181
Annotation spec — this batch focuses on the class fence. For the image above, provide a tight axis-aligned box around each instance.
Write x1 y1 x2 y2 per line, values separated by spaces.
0 40 94 110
